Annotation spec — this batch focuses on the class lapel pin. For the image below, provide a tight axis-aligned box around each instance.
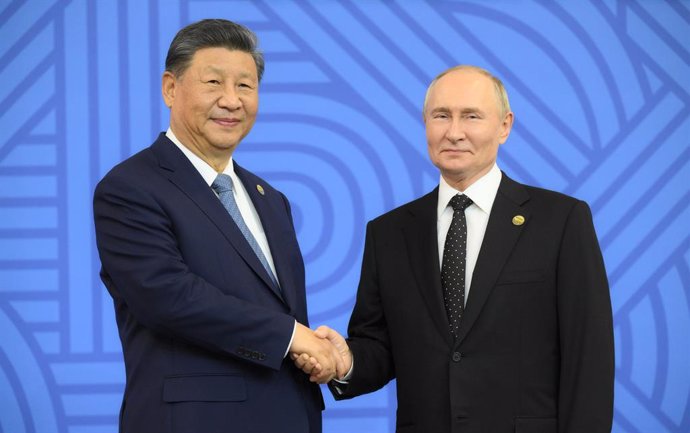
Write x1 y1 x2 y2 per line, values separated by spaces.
256 184 265 195
512 215 525 226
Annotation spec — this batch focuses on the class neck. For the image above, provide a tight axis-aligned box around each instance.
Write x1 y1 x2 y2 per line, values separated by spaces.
442 165 493 192
199 152 230 173
170 127 231 172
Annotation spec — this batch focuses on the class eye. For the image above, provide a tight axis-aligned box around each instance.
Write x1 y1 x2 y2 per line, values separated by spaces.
238 82 254 89
433 112 449 119
207 79 221 85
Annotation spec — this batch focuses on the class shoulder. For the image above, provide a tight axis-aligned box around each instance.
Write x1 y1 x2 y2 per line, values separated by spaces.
502 174 586 212
502 176 595 234
94 136 172 198
369 189 437 227
524 184 582 206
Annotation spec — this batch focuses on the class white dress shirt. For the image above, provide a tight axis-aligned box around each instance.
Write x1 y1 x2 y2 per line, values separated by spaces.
437 164 502 304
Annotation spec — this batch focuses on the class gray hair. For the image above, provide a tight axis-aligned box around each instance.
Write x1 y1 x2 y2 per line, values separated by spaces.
165 19 264 81
423 65 511 118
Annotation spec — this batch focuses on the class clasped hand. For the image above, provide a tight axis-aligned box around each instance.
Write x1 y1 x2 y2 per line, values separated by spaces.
289 324 352 384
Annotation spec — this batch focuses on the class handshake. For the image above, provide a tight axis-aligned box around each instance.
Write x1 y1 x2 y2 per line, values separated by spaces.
288 323 352 384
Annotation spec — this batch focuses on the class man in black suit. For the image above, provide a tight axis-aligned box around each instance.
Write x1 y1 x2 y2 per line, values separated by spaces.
296 65 615 433
94 19 344 433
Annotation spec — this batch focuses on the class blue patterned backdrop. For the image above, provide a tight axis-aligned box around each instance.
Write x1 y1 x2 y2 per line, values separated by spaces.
1 0 689 432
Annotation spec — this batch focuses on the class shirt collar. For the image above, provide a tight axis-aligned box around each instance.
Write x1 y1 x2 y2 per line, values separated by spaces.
166 128 235 186
437 164 502 219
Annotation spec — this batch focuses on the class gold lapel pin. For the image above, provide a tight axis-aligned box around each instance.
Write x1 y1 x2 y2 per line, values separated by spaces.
512 215 525 226
256 184 265 195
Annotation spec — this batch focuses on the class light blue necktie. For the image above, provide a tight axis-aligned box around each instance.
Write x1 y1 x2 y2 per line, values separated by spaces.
212 173 280 290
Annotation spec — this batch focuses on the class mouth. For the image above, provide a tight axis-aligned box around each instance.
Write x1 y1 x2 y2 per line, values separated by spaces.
441 148 471 154
212 118 241 127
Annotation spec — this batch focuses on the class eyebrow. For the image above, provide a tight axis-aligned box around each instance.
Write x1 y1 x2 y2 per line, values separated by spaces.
429 107 451 114
460 107 483 115
428 106 484 115
201 66 256 80
202 66 224 75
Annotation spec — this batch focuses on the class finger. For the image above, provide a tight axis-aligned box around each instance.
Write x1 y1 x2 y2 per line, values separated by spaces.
293 353 310 369
314 370 336 384
293 358 307 370
311 370 334 384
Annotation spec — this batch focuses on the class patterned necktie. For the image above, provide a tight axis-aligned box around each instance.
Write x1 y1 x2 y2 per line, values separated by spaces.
212 174 280 290
441 194 473 338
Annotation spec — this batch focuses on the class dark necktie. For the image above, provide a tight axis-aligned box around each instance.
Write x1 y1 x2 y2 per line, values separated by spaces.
212 174 280 290
441 194 473 338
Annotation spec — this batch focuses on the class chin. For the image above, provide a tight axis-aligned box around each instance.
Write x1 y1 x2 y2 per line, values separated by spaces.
440 162 470 173
210 134 240 147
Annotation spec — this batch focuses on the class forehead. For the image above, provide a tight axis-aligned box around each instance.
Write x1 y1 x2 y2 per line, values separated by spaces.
188 47 257 76
427 70 497 109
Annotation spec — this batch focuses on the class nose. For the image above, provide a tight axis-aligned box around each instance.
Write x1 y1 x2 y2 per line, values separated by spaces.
446 118 465 143
218 86 242 111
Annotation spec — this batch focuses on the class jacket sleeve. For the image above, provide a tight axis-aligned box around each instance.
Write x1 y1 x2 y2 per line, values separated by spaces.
556 200 615 433
330 221 396 399
93 173 295 370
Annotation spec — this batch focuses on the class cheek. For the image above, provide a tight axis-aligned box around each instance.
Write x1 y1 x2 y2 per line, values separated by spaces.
475 139 500 159
242 95 259 111
426 127 444 148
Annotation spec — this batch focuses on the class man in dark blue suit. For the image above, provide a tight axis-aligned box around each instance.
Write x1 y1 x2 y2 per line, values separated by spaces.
94 19 342 433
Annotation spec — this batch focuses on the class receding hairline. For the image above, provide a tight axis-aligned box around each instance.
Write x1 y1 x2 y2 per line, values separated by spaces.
423 65 511 118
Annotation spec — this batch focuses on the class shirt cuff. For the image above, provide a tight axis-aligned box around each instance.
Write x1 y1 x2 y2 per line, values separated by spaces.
333 354 354 383
284 320 297 358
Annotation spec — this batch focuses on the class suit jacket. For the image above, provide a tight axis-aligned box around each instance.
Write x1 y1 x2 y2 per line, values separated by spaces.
332 173 614 433
94 134 323 433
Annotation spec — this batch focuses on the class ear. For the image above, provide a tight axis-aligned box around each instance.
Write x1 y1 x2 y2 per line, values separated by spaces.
161 71 176 108
498 111 514 144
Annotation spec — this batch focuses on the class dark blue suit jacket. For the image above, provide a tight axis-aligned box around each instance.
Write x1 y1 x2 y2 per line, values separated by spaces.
94 134 323 433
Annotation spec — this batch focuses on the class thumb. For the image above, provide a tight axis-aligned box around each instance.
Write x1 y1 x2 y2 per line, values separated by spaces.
314 325 332 339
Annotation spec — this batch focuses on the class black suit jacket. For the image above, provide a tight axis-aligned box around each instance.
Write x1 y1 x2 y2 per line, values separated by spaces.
94 134 322 433
333 174 614 433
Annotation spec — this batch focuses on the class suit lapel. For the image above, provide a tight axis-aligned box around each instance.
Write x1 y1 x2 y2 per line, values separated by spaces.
456 174 530 346
151 136 284 304
402 189 454 346
235 164 296 310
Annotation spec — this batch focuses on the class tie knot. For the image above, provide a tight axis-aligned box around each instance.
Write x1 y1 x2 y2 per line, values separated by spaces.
449 194 473 212
212 173 234 194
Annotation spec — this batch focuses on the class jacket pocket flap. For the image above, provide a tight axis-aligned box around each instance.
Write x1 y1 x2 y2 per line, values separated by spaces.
163 374 247 402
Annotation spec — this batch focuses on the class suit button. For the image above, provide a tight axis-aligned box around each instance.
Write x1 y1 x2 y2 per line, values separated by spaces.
452 352 462 362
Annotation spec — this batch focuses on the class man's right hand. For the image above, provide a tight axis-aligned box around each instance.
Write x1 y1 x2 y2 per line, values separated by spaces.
291 325 352 383
289 323 345 383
